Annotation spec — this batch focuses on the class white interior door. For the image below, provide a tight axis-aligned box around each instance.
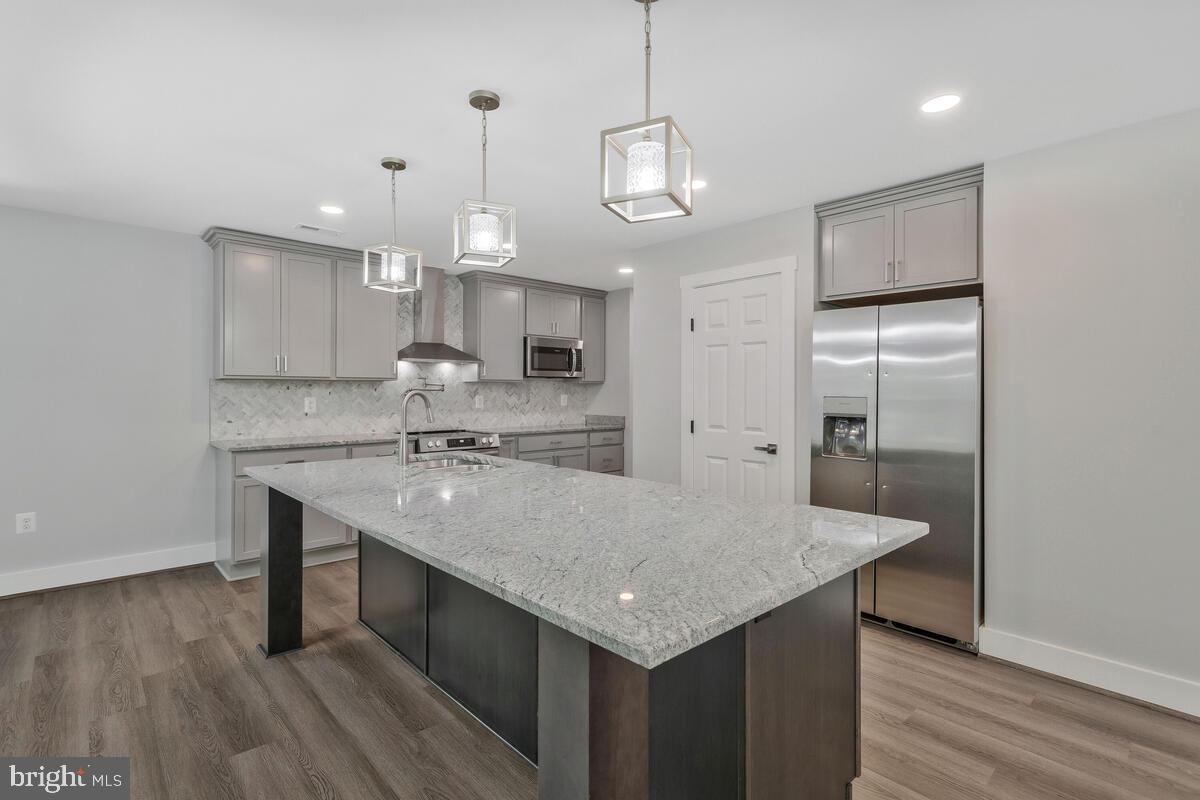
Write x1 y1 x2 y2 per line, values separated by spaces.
682 258 796 503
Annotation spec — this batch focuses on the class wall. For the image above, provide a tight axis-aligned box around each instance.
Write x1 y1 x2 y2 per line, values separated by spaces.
211 274 604 439
980 108 1200 715
628 208 816 501
0 206 215 595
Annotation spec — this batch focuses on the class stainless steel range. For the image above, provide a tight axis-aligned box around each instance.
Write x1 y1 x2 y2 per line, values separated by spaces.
408 429 501 456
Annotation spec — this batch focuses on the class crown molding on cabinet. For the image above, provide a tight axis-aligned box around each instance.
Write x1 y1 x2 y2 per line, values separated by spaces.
815 165 984 218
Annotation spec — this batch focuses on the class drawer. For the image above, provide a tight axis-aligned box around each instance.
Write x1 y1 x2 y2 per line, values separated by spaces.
517 432 587 453
589 445 624 473
233 446 348 477
351 443 400 459
588 429 623 446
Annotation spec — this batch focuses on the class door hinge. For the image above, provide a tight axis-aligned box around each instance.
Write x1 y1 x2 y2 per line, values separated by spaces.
690 317 695 332
690 420 695 434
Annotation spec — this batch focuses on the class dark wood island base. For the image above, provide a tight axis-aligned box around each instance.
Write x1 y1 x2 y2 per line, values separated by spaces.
264 490 862 800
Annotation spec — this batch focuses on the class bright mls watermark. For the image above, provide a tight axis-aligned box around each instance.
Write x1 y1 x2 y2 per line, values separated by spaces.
1 759 129 799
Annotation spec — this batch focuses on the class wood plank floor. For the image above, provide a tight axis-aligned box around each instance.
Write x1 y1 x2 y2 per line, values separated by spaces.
1 561 1196 799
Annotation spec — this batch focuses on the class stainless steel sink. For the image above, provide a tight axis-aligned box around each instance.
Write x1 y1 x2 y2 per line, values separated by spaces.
410 458 497 473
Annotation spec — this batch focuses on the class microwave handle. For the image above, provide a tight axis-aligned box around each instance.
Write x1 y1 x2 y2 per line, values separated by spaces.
568 348 577 377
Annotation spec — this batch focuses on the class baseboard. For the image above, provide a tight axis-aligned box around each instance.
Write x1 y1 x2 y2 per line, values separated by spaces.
0 541 216 598
979 625 1200 718
213 543 358 582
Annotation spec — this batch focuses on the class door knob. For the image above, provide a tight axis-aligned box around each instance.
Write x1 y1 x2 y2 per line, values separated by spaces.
754 443 779 455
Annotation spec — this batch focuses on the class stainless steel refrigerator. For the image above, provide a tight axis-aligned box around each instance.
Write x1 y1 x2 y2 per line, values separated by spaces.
810 297 981 649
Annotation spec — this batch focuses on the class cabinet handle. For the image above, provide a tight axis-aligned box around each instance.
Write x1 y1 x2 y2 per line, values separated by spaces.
282 355 288 373
549 439 563 445
285 459 304 464
275 354 281 374
481 363 487 377
885 261 893 284
895 259 903 283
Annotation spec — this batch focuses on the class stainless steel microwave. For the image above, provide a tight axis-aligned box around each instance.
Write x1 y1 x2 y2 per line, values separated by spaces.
525 336 584 378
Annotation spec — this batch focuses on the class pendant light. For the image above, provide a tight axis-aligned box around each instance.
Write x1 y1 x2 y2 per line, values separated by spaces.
363 157 422 293
600 0 693 223
453 90 517 267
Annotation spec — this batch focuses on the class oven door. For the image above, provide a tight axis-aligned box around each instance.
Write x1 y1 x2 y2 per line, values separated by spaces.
525 336 583 378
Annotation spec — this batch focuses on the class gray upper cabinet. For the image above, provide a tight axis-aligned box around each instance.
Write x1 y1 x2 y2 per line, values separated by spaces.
893 186 978 289
526 289 580 338
816 168 982 302
581 296 605 383
336 259 398 380
208 228 399 381
221 243 281 377
821 205 895 298
462 278 525 382
281 252 334 378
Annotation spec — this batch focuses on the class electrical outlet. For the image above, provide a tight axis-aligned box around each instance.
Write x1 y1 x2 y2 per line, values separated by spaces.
15 512 36 534
304 397 317 414
560 394 568 407
475 395 484 410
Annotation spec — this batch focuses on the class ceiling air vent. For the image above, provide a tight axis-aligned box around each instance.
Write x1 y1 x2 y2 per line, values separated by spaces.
293 223 344 237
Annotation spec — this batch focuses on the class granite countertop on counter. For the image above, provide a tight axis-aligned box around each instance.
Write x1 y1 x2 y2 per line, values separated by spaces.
246 453 927 669
210 421 624 452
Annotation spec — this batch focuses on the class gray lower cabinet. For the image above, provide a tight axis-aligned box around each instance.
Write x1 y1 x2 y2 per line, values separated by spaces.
516 429 624 473
232 477 269 562
581 296 605 383
817 170 982 301
336 259 398 379
552 449 588 470
462 278 525 381
281 252 335 378
588 445 624 474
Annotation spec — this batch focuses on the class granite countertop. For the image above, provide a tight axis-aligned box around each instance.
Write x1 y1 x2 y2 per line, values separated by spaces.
209 423 624 452
245 453 927 669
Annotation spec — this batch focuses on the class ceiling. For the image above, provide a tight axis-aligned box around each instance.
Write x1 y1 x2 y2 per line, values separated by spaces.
4 0 1200 289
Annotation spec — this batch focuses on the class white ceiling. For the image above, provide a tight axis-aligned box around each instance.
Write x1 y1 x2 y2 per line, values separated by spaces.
4 0 1200 289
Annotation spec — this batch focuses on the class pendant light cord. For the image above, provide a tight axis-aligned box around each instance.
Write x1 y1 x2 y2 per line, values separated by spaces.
643 0 652 120
472 107 482 201
390 167 398 247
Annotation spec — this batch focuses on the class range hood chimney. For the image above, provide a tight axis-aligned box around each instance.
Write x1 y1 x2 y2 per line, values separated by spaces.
396 267 482 364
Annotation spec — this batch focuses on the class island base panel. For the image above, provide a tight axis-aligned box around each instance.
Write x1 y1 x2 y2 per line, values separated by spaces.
539 572 857 800
260 488 304 657
359 533 428 671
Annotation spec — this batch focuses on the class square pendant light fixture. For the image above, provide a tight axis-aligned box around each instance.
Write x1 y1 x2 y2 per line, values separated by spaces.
600 0 694 223
454 90 517 268
364 157 423 293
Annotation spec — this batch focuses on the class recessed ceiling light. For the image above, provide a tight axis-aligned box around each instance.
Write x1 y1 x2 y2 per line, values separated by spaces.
319 205 344 215
618 267 635 274
619 591 635 601
920 94 961 114
692 179 708 190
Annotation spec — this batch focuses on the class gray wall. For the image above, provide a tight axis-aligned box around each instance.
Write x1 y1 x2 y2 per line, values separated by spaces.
0 206 215 594
628 208 816 501
980 108 1200 711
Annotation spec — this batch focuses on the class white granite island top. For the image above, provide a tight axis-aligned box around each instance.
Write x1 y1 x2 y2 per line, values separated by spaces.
245 453 928 668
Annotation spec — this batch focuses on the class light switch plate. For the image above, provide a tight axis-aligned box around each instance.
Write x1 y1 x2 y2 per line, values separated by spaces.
560 394 568 407
475 395 484 409
15 512 36 534
304 397 317 414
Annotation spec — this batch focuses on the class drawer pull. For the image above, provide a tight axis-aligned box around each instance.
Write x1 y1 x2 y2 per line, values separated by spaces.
285 459 304 464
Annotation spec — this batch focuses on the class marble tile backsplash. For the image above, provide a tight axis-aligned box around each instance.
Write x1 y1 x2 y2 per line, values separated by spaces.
210 274 603 439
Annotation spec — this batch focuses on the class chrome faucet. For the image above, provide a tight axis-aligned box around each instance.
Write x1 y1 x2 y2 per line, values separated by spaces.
398 381 444 465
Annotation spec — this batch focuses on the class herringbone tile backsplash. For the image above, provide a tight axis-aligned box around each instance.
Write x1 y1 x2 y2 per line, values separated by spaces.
210 274 604 439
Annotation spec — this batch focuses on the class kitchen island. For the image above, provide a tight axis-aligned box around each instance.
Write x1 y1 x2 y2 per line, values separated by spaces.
246 453 927 800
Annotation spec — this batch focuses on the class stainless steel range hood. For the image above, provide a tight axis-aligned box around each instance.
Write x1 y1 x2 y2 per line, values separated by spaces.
396 267 482 364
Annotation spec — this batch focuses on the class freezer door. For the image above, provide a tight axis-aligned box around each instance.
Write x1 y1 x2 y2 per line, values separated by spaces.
810 305 879 612
875 297 981 644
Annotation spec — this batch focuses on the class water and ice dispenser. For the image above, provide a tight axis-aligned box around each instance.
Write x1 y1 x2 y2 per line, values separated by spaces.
821 396 868 460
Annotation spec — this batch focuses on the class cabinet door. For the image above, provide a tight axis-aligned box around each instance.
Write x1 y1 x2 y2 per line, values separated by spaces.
233 477 268 562
477 282 525 381
525 288 555 336
894 186 978 288
303 505 348 550
336 259 398 379
280 252 334 378
820 206 894 298
551 292 581 338
580 296 605 382
223 244 281 377
554 450 588 471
